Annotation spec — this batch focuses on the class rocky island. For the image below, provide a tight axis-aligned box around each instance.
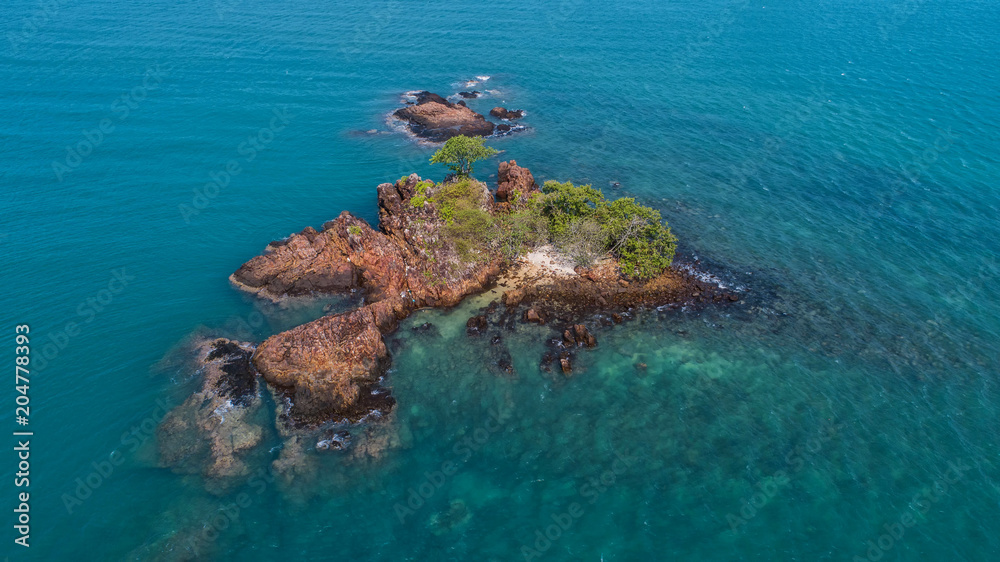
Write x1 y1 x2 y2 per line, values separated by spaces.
158 135 739 490
394 91 524 141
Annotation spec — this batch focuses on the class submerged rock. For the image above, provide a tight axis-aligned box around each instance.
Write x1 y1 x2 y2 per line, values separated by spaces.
316 429 352 452
412 322 439 335
428 499 472 536
466 314 488 335
158 339 265 490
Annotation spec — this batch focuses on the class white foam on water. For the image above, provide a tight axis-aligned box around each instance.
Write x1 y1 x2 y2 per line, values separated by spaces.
676 263 747 292
212 399 234 423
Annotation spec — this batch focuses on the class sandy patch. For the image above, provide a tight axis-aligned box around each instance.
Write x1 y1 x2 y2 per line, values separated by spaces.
526 245 578 276
494 245 594 294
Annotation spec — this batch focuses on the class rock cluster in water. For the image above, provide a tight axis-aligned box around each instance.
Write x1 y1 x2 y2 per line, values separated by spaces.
490 107 525 120
160 160 742 491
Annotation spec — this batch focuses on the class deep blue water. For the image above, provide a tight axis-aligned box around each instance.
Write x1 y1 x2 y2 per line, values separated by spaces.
2 0 999 560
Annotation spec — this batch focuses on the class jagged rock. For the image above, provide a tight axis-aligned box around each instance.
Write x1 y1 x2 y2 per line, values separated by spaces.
393 91 495 142
490 107 525 120
230 165 737 427
496 160 539 204
502 288 525 307
458 91 481 99
561 324 597 348
253 305 396 425
466 315 488 335
231 174 500 307
560 356 572 376
234 174 502 424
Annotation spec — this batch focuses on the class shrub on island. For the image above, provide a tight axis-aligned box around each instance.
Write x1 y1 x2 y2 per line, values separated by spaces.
535 180 678 279
428 136 677 280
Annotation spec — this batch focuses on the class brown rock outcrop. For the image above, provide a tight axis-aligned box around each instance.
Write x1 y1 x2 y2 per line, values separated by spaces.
393 91 495 142
234 173 504 424
253 305 395 425
563 324 597 348
560 356 573 375
496 160 539 204
231 174 499 306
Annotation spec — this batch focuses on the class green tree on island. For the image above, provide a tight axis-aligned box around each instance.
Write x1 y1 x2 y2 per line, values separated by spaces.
430 135 499 177
534 180 678 279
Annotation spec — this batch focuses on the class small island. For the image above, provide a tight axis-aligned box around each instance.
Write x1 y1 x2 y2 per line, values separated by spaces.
393 91 525 141
158 135 739 488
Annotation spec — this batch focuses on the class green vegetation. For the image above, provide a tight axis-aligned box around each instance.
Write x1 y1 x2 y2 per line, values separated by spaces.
526 180 677 277
410 181 437 208
426 177 494 261
347 225 362 235
536 180 605 238
429 135 499 177
596 196 678 279
419 175 676 279
490 206 548 261
433 177 490 224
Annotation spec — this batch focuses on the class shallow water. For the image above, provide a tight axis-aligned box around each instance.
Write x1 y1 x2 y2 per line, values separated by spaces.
2 0 999 560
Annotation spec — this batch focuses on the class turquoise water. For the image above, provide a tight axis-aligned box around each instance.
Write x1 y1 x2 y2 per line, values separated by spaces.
2 0 999 559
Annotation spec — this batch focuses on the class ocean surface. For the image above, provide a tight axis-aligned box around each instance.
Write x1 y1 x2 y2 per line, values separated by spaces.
2 0 999 560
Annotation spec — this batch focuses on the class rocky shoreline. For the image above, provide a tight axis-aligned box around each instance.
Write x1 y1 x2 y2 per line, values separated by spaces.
160 160 740 489
230 160 739 424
